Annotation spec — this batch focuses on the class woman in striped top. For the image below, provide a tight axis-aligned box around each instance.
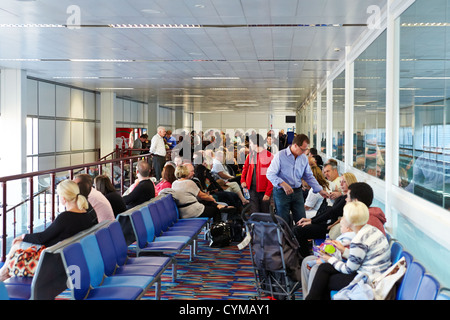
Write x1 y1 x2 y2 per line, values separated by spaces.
305 201 391 300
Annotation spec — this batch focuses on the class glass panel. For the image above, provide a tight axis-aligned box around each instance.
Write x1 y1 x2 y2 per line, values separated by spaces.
353 30 387 180
399 0 450 209
332 70 345 161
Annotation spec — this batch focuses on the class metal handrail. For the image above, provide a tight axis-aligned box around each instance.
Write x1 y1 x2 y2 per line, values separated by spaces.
0 150 153 261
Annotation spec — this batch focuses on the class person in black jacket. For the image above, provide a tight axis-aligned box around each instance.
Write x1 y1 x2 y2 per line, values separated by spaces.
293 172 357 257
0 179 97 280
123 160 156 209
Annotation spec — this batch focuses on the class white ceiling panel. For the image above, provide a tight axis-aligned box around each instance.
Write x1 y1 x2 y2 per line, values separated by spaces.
0 0 388 111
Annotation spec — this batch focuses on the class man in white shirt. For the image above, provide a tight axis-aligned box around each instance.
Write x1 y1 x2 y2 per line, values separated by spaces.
150 126 167 180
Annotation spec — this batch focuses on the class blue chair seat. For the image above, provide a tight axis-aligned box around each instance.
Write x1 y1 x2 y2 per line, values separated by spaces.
62 242 144 300
83 286 143 300
4 283 30 300
4 277 33 286
100 275 155 290
80 234 156 291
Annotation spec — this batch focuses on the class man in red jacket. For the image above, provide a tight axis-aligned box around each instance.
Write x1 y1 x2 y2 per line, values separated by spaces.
241 133 274 214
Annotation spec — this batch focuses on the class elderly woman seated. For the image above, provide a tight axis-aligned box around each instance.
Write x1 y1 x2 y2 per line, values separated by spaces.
305 201 391 300
162 164 229 223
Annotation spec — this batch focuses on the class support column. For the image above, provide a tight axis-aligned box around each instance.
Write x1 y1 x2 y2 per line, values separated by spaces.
384 1 401 230
0 69 27 177
344 46 355 169
175 106 184 131
326 73 333 159
147 100 158 135
316 88 322 150
100 91 116 158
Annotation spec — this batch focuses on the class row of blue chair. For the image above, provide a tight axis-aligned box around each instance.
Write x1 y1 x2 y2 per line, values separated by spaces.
1 194 209 300
330 238 447 300
389 240 447 300
126 194 210 261
1 221 112 300
60 221 173 300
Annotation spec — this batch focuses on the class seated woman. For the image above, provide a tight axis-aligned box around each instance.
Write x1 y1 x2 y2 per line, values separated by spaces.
305 201 391 300
294 172 357 257
0 179 97 280
155 164 176 196
304 165 333 218
169 165 225 223
300 216 355 298
94 174 127 217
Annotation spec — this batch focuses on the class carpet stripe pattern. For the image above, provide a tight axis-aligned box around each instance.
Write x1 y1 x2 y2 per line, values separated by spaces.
56 235 303 300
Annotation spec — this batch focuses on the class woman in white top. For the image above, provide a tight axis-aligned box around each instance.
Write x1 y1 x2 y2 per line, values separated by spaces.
171 165 224 222
304 165 332 218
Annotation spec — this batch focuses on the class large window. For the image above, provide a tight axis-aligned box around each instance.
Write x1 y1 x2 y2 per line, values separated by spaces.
353 30 387 180
399 0 450 209
332 71 345 161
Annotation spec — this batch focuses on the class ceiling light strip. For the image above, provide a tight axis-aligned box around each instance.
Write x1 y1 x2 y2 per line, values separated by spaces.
109 24 201 29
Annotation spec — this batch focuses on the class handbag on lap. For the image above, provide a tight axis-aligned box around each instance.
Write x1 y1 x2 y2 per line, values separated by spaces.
8 245 46 277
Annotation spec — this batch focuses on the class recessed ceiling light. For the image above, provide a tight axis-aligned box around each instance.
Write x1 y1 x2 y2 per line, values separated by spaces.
109 23 201 29
173 95 204 98
210 87 247 91
267 88 305 91
96 88 134 90
0 23 64 28
0 58 40 61
70 59 134 62
193 76 239 80
141 9 161 14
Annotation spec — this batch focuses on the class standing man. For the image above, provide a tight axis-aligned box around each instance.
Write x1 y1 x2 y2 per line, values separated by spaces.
267 134 329 226
150 126 167 181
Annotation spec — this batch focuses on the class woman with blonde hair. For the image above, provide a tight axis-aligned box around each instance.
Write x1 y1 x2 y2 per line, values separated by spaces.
0 179 97 280
164 164 226 222
304 165 332 218
294 172 357 257
306 201 391 300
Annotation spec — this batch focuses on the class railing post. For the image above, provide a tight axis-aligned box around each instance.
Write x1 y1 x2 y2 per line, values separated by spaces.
120 160 125 195
28 177 34 234
129 159 134 186
1 182 7 262
50 173 56 221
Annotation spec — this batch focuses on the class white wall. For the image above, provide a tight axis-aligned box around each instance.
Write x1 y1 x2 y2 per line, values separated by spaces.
194 111 296 134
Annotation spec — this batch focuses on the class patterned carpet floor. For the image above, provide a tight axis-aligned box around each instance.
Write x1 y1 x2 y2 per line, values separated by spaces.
141 237 303 300
57 235 303 300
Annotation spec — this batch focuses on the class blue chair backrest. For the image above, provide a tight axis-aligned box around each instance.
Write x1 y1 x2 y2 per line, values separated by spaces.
400 251 413 267
416 274 440 300
397 261 425 300
162 195 178 223
80 234 105 288
155 200 170 231
140 206 156 242
108 221 129 267
148 202 163 236
62 242 91 300
437 289 450 300
95 228 119 277
130 210 148 250
0 282 9 300
390 241 403 263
